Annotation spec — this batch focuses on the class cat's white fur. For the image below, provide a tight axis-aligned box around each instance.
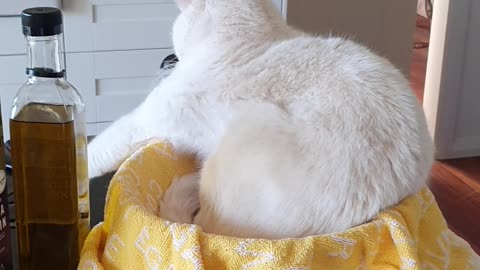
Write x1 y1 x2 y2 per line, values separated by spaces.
88 0 434 239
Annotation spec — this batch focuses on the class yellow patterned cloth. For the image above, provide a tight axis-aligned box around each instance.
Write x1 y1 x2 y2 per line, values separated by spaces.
79 142 480 270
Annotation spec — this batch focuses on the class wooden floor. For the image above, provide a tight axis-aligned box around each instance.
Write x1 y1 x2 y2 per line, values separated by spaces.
410 16 480 254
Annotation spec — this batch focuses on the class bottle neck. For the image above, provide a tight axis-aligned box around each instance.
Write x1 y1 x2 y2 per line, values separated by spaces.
26 34 65 78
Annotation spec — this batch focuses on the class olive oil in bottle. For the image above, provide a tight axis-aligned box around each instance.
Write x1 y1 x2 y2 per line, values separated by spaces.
9 8 90 269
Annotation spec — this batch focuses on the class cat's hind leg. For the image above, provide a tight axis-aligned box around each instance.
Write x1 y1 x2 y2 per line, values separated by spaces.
159 173 200 224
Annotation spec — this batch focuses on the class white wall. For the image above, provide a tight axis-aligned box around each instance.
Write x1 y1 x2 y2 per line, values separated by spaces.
424 0 480 159
285 0 417 76
454 0 480 149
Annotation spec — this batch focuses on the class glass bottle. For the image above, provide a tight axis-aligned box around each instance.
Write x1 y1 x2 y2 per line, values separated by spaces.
9 7 90 269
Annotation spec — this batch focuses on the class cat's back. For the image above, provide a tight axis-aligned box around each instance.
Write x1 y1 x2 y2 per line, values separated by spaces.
194 30 434 238
228 34 434 233
242 34 411 103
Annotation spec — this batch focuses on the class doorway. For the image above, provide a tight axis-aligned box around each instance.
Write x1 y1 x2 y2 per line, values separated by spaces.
410 0 432 102
409 0 480 254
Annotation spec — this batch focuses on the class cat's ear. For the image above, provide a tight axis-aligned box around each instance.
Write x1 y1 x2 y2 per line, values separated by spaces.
175 0 192 10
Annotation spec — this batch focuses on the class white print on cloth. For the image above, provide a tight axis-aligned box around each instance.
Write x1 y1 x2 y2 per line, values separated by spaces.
384 210 419 270
327 235 357 260
354 260 367 270
129 148 146 167
144 178 164 213
181 246 203 270
123 205 142 222
136 227 163 270
104 234 126 263
400 257 417 270
367 220 385 258
164 220 203 269
117 170 143 206
414 192 434 216
385 211 416 247
79 259 100 270
424 231 451 270
151 144 178 161
235 239 276 270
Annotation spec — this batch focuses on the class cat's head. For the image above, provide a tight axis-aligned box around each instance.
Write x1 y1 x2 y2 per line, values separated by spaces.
172 0 284 59
172 0 211 59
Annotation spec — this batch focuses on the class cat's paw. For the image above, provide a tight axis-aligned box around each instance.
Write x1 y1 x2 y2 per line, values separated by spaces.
88 163 101 180
88 158 103 179
87 146 109 179
159 173 200 224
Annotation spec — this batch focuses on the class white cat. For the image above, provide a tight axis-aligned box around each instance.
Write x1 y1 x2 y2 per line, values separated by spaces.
87 0 434 239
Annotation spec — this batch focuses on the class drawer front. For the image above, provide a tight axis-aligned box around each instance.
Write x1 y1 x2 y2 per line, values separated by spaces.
0 1 62 55
63 0 179 53
66 53 97 123
86 48 173 135
0 55 31 140
91 0 179 51
0 17 26 56
93 49 173 123
0 0 178 54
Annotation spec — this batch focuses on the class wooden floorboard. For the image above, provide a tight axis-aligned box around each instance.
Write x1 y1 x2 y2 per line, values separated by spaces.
429 163 480 254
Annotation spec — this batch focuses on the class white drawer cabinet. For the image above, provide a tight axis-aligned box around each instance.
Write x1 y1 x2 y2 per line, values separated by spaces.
62 0 180 53
0 0 285 139
0 0 180 54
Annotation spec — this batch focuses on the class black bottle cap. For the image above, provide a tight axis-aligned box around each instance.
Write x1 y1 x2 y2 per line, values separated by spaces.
21 7 63 37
